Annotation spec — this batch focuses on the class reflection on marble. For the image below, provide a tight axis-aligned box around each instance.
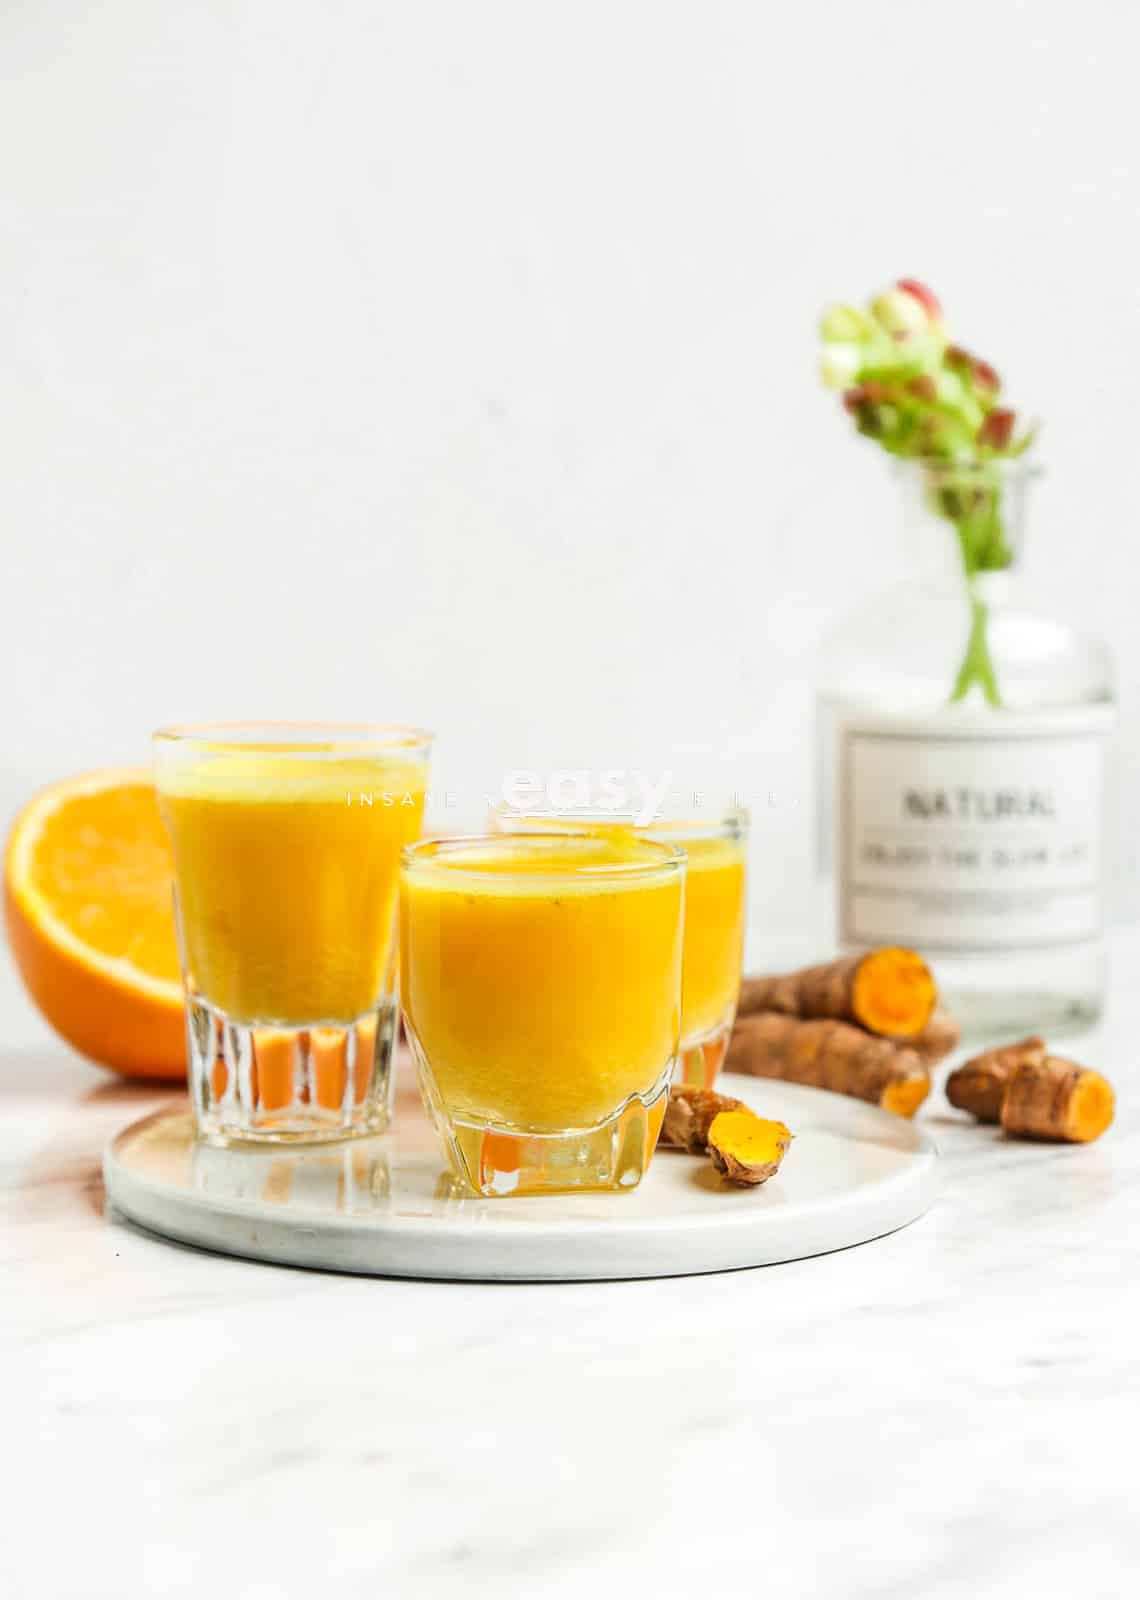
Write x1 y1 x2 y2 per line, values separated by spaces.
190 1129 392 1215
3 942 1140 1598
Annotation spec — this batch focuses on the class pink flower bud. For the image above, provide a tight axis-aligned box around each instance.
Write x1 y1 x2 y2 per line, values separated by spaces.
947 344 1001 395
945 344 972 374
896 278 943 324
847 396 885 435
978 407 1015 449
842 386 867 414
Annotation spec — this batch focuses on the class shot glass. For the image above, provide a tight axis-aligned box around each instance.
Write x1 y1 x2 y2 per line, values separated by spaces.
154 722 433 1144
400 833 685 1196
490 802 748 1088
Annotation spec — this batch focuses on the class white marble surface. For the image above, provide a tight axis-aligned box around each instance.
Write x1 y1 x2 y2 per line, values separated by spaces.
4 944 1139 1599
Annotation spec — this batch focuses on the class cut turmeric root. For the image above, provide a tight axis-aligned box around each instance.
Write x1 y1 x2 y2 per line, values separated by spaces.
659 1085 743 1153
726 1013 930 1118
911 1007 962 1067
707 1109 792 1187
1000 1057 1114 1144
738 947 937 1041
947 1037 1114 1143
946 1036 1046 1124
659 1085 793 1188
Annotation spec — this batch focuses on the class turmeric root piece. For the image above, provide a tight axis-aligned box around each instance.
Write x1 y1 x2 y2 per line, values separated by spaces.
738 947 937 1040
707 1110 793 1187
659 1084 743 1154
1001 1057 1115 1144
912 1007 962 1068
726 1013 931 1118
946 1038 1114 1142
946 1036 1046 1124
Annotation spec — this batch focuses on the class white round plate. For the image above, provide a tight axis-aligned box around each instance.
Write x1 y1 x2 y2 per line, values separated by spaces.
103 1070 937 1281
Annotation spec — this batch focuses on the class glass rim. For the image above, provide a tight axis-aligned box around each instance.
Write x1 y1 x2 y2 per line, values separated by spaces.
401 831 686 886
152 720 433 755
488 801 748 842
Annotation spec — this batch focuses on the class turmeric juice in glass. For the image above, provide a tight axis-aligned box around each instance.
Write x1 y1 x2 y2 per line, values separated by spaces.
400 833 685 1196
154 723 432 1144
490 804 747 1088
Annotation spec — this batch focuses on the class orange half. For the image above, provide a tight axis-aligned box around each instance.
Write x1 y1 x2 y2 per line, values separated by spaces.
4 768 186 1079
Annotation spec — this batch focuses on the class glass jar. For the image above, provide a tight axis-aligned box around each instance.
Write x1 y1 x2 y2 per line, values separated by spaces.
817 460 1115 1037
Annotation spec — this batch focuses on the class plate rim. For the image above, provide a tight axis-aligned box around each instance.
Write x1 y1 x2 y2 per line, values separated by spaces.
102 1076 938 1279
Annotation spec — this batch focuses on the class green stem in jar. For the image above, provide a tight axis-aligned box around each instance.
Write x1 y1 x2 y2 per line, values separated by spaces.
950 589 1001 707
937 473 1010 708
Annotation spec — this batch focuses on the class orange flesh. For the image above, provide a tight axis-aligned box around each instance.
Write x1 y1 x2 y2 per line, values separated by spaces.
1068 1074 1115 1142
851 947 937 1038
707 1109 791 1163
5 773 186 1078
23 783 181 985
880 1074 931 1119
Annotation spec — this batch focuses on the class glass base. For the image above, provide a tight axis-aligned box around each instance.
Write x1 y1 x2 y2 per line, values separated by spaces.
677 1012 735 1089
185 995 398 1145
407 1045 673 1197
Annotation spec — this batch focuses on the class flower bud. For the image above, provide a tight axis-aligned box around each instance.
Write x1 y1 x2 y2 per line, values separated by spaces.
947 344 1001 396
896 278 943 324
978 407 1015 450
871 286 929 337
820 303 871 342
820 342 861 389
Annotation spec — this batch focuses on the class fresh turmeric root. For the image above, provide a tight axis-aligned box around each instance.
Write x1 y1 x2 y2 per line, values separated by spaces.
660 1085 792 1186
947 1037 1114 1142
1001 1057 1115 1144
726 1013 931 1118
707 1109 793 1187
911 1007 962 1068
946 1036 1046 1123
738 947 938 1040
659 1085 744 1153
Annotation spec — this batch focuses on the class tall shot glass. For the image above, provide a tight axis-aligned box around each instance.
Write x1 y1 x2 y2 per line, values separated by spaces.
490 803 748 1088
400 833 685 1196
154 722 432 1144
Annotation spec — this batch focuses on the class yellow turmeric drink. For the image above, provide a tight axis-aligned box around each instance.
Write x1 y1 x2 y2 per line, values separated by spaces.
667 833 746 1044
159 756 426 1022
489 806 748 1088
400 834 685 1196
154 723 431 1145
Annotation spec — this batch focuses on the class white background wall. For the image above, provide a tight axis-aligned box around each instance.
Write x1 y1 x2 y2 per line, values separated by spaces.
4 0 1139 947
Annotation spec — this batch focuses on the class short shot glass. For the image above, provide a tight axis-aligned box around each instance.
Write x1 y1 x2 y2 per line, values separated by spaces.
154 722 433 1145
399 833 686 1196
490 802 748 1088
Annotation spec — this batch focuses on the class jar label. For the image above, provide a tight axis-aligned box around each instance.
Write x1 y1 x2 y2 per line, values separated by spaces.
838 706 1114 953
